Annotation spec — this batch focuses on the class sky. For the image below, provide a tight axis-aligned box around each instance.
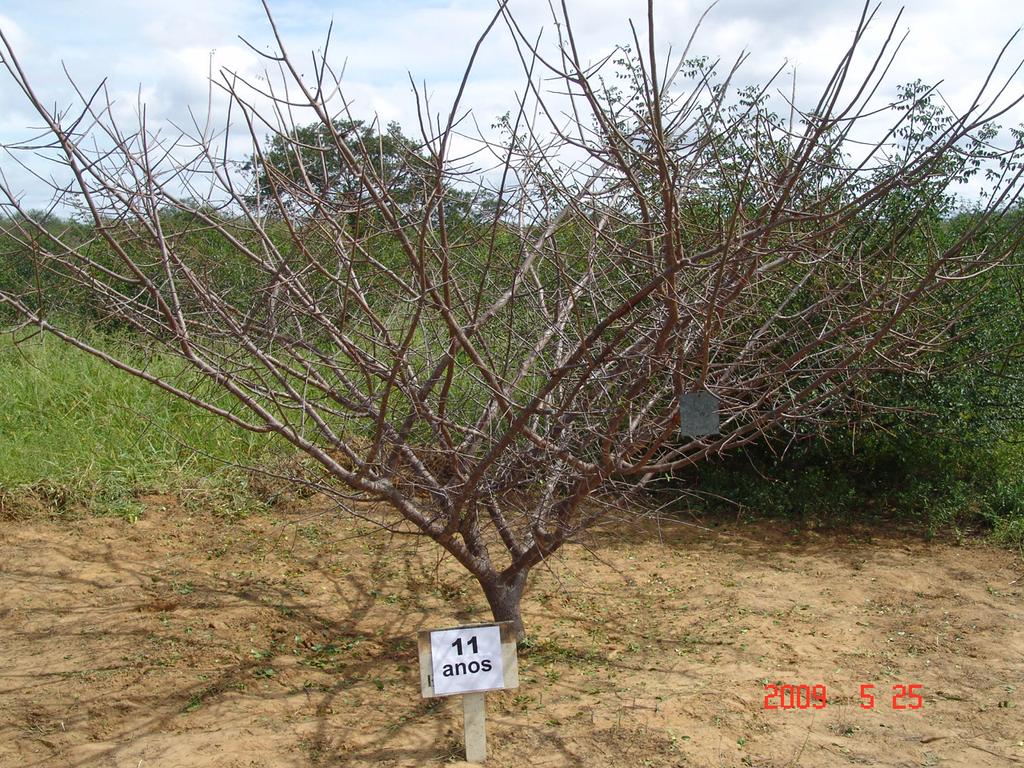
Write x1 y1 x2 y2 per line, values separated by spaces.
1 0 1022 211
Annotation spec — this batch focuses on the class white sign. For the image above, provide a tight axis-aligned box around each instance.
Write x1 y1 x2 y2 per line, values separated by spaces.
429 624 505 696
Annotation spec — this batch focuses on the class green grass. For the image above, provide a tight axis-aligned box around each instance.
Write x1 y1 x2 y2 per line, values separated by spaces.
0 331 280 518
3 327 1022 552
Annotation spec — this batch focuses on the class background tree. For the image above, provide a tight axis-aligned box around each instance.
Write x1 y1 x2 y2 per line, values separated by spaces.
1 2 1022 637
245 118 494 230
245 119 423 216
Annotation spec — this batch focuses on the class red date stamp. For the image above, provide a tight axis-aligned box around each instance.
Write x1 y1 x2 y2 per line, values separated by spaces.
763 683 924 710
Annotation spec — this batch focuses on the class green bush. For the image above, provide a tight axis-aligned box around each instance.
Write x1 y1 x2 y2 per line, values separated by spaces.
683 415 1023 543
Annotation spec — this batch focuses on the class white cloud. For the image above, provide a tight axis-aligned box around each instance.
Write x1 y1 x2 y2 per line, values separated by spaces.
0 0 1021 211
0 13 29 53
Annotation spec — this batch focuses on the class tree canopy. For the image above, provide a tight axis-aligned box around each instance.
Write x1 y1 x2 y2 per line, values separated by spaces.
1 1 1022 637
244 118 494 228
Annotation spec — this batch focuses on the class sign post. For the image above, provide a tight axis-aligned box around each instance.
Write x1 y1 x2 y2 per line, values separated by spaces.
418 622 519 764
462 691 487 762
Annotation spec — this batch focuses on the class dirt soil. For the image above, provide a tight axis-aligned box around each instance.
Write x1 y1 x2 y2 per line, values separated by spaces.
1 495 1022 768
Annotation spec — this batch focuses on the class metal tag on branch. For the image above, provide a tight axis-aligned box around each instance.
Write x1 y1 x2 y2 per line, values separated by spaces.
679 390 720 437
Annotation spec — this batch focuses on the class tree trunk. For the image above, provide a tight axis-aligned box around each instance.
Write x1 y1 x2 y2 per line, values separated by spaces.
479 569 529 641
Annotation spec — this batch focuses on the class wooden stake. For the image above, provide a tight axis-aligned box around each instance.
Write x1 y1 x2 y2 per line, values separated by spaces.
462 692 487 763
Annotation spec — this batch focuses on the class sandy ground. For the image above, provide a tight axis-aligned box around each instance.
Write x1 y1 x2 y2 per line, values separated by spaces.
1 495 1022 768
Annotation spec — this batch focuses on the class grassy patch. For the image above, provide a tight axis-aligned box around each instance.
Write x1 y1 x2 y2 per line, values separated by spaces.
0 331 280 517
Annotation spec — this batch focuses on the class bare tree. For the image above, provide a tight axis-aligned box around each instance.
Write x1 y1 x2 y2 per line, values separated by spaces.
1 2 1022 637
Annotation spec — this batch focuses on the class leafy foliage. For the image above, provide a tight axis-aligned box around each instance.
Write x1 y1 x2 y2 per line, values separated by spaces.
243 119 494 228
